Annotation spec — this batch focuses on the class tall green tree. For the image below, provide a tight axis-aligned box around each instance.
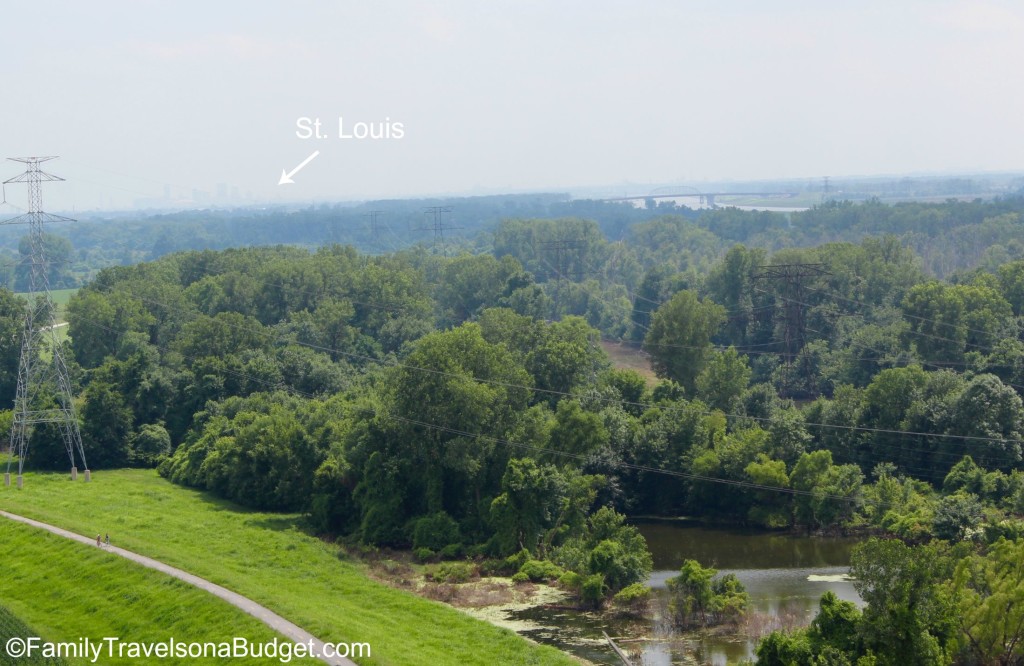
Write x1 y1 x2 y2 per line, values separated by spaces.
15 233 74 291
942 373 1024 473
850 538 959 665
901 280 1014 364
388 323 531 516
643 290 725 393
948 538 1024 666
80 380 133 468
790 450 863 528
489 457 564 555
704 244 770 347
695 346 751 412
435 254 530 326
526 316 608 403
0 289 26 400
67 289 155 369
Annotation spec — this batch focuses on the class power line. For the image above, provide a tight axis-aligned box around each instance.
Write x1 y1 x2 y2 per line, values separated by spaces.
83 280 1024 453
73 254 1024 466
58 233 1024 467
71 293 1022 501
415 206 459 256
82 308 989 499
70 311 873 506
762 289 1024 387
538 239 590 312
753 263 831 372
539 256 779 356
805 284 1016 351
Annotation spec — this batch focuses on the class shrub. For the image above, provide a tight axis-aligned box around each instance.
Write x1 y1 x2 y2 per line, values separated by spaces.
756 629 813 666
503 548 531 572
479 559 505 577
463 543 486 558
518 559 564 582
711 574 748 625
511 571 530 584
439 543 463 559
667 559 749 629
550 539 588 574
551 508 653 593
612 583 651 614
434 562 474 584
414 547 436 563
558 571 583 592
378 559 409 576
983 519 1024 544
580 574 606 608
932 493 984 542
412 512 461 551
130 423 172 468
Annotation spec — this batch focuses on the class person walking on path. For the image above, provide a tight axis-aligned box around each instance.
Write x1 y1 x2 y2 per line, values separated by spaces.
105 534 110 546
96 534 101 546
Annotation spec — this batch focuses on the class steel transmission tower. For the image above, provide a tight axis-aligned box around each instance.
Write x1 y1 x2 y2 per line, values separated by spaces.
415 206 459 256
753 262 830 397
539 239 586 310
366 210 385 238
3 157 89 488
753 263 830 363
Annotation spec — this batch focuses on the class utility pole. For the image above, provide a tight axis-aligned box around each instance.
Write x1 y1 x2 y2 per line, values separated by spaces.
3 157 89 488
415 206 459 256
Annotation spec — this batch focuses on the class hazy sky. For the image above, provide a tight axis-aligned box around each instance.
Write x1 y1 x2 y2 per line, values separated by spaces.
3 1 1023 210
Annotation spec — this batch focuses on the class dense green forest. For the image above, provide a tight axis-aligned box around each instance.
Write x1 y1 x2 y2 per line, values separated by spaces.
7 195 1024 662
6 192 1024 290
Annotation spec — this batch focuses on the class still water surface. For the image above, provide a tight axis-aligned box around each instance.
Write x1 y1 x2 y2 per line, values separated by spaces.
513 521 860 665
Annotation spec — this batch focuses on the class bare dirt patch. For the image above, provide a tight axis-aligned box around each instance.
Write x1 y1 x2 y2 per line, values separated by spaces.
600 339 658 386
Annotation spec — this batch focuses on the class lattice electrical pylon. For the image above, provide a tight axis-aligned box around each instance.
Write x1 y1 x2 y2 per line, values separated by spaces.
2 157 89 488
753 261 831 365
415 206 460 256
539 239 587 312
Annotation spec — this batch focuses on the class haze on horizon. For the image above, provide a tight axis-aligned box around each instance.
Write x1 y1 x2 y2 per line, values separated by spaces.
3 0 1023 211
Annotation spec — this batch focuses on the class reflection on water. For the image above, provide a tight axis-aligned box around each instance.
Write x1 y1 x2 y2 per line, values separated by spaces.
509 521 862 665
639 521 859 571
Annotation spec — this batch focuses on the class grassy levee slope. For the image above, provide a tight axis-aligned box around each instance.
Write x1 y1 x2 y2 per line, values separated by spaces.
0 470 577 666
0 520 321 665
1 600 68 665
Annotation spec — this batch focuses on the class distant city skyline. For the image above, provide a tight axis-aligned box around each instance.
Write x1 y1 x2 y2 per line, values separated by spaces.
3 1 1023 211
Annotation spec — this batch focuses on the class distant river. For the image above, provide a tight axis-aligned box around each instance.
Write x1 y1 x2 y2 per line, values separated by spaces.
628 196 809 213
510 521 860 665
726 204 809 212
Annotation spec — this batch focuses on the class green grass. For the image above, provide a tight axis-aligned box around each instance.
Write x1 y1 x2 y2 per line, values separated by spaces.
46 289 77 308
0 470 577 666
0 600 68 665
0 519 321 665
12 288 77 306
14 288 77 324
51 323 69 345
50 288 76 325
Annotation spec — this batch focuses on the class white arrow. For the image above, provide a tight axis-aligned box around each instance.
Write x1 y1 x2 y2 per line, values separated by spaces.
278 150 320 185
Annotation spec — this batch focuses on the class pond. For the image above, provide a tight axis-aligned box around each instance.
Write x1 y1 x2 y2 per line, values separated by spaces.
509 520 862 665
